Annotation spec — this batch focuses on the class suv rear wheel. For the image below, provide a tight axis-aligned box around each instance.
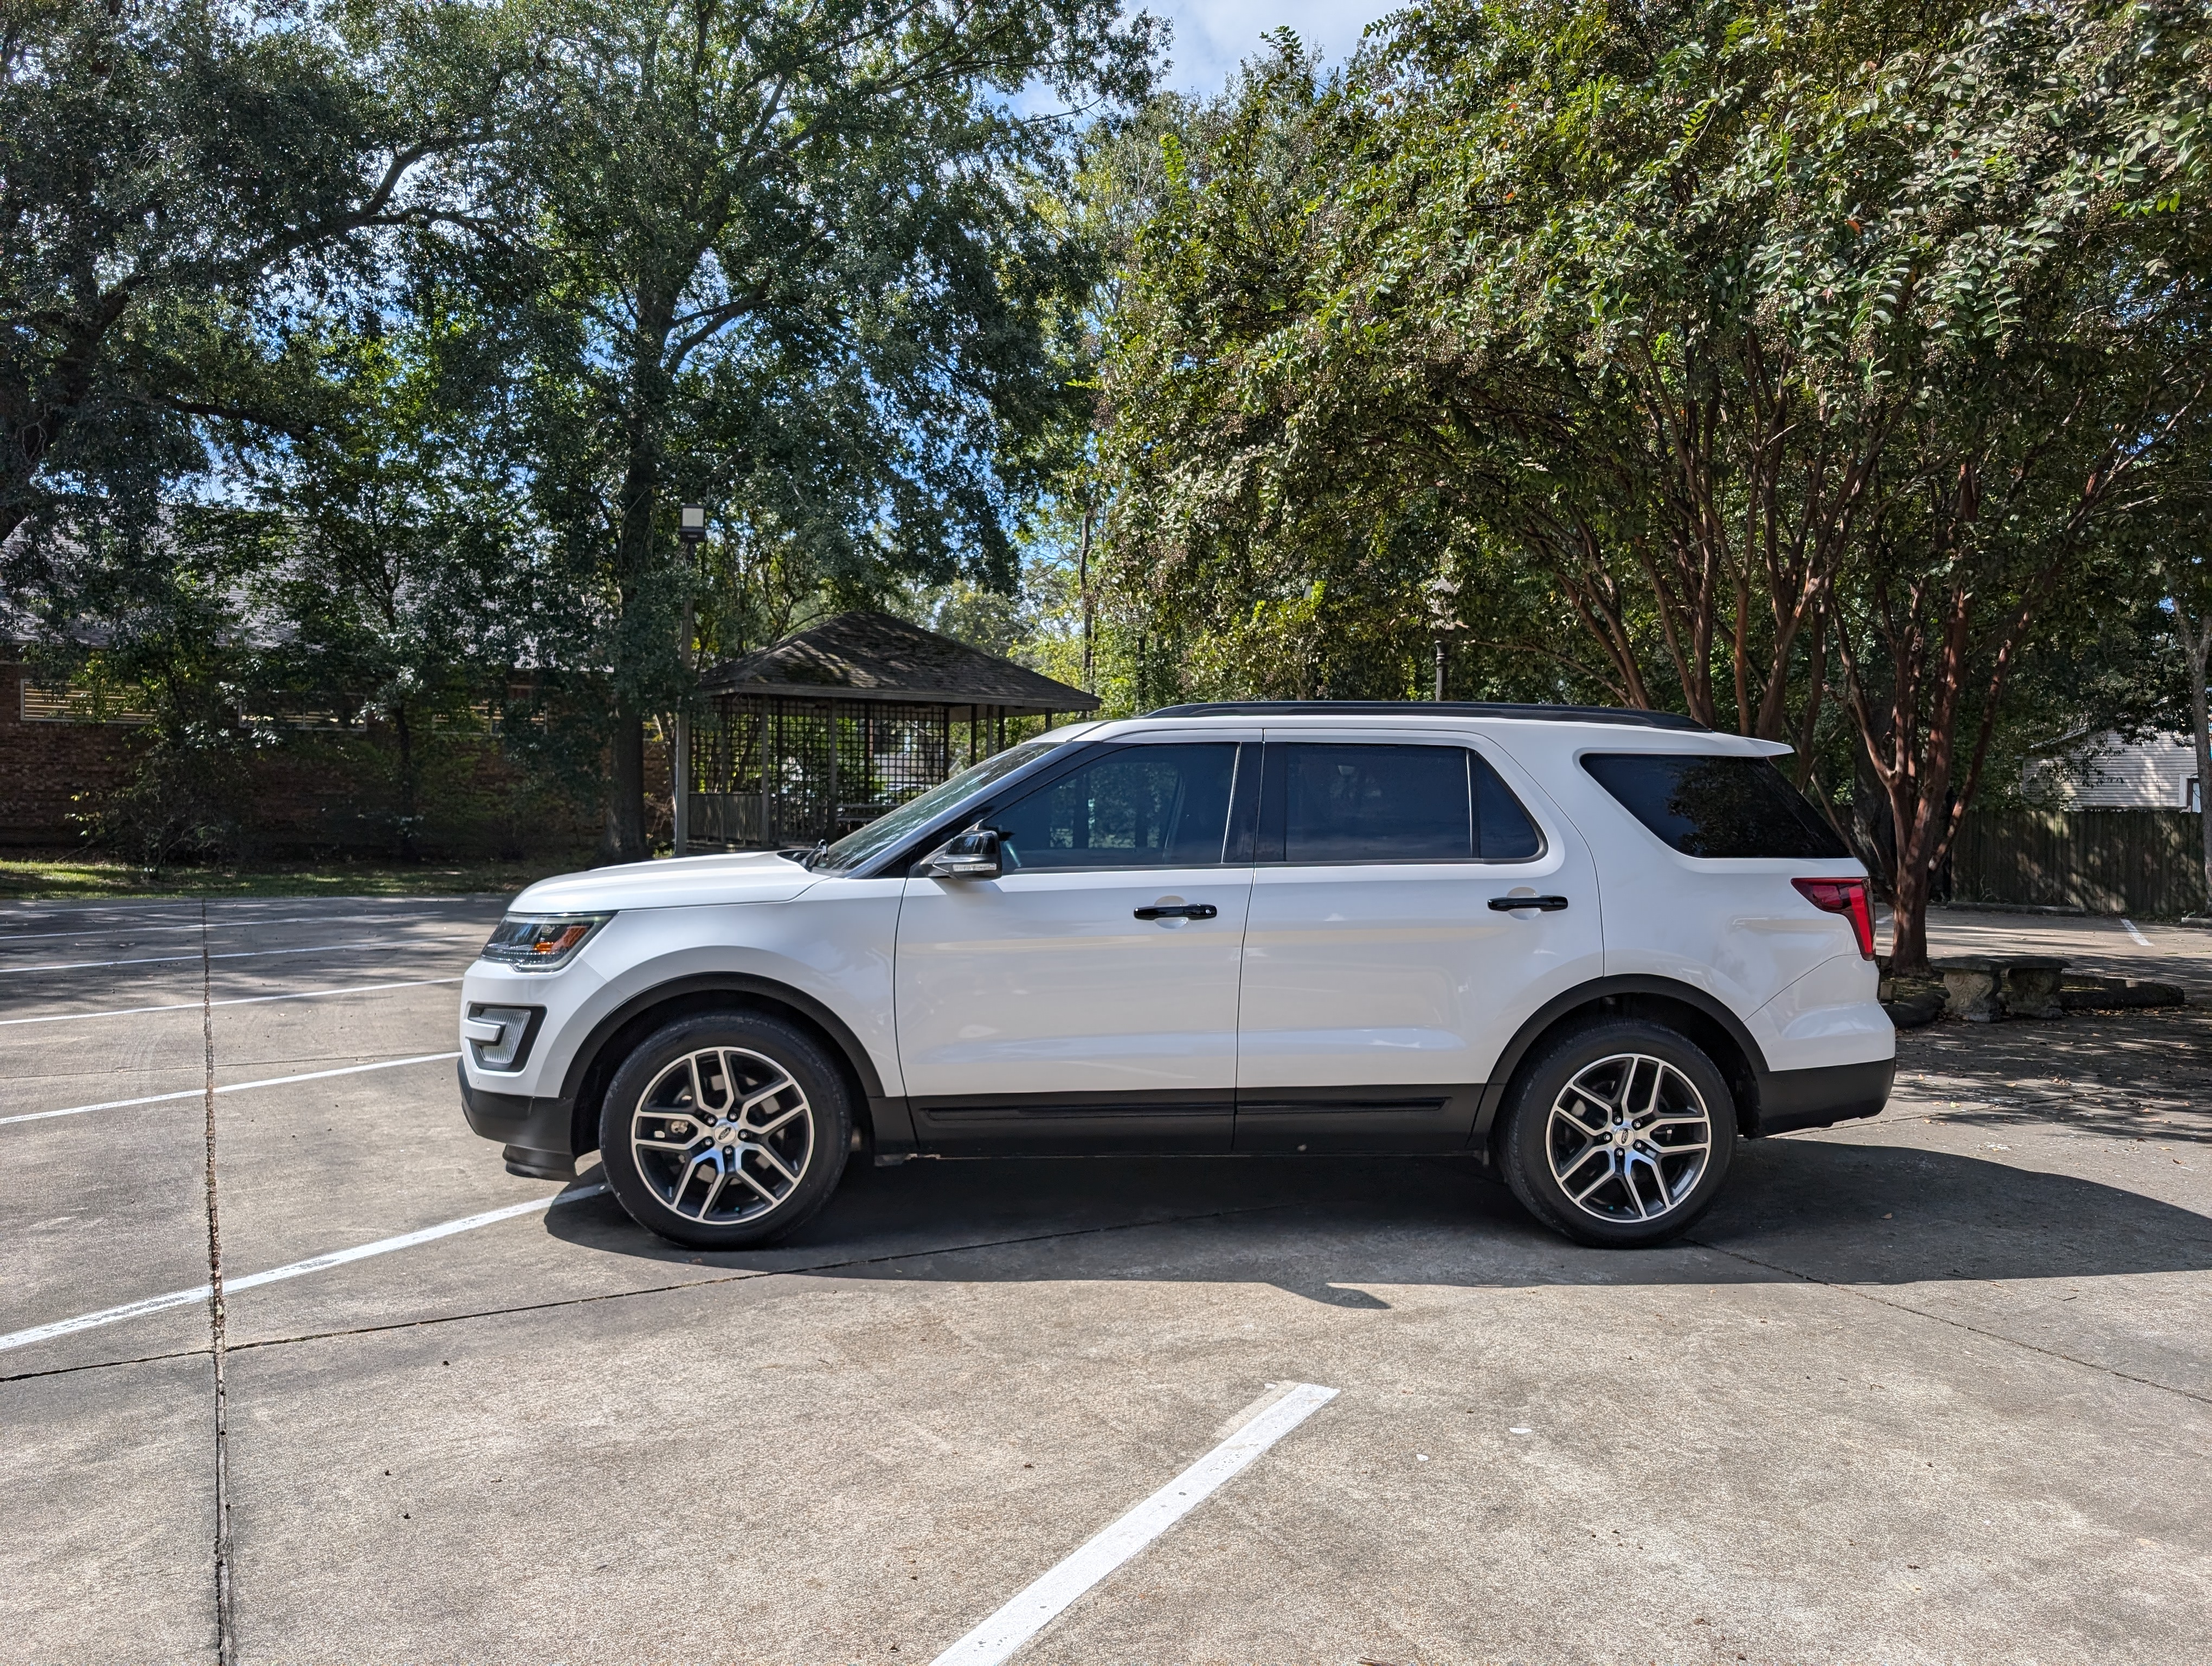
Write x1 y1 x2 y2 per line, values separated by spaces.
1499 1018 1735 1247
600 1011 852 1250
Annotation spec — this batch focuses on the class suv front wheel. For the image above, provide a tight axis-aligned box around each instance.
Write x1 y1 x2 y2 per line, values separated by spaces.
600 1011 852 1250
1499 1019 1736 1248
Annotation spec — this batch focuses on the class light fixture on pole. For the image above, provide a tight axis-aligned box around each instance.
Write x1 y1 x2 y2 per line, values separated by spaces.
673 504 706 856
1423 566 1463 701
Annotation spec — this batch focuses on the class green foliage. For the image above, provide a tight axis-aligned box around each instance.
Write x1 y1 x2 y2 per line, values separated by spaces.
0 0 519 575
1091 0 2212 962
15 0 2210 943
6 0 1158 863
450 0 1156 854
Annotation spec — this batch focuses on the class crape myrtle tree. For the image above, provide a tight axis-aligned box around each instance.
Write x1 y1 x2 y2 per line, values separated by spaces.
1819 0 2212 967
2175 559 2212 907
477 0 1156 859
1095 0 2212 966
1100 2 1965 731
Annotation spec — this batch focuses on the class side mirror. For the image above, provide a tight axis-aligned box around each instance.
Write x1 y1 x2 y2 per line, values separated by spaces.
918 828 1001 880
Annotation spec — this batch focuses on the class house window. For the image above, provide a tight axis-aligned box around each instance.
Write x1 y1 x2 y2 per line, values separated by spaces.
18 680 152 725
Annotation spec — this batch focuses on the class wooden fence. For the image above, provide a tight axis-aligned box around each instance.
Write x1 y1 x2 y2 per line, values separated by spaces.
1950 807 2208 917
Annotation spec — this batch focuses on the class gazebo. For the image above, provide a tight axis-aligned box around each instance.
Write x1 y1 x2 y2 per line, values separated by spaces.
684 611 1098 849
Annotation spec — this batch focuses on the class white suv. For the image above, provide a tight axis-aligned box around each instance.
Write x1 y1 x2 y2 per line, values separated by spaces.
457 703 1893 1250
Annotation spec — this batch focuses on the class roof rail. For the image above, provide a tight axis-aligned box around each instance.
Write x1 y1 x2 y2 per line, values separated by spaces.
1140 700 1709 732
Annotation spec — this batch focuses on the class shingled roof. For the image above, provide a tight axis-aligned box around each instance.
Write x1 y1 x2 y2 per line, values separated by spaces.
699 611 1097 716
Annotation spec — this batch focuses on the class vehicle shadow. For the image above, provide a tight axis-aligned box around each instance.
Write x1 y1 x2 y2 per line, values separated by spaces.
543 1134 2212 1301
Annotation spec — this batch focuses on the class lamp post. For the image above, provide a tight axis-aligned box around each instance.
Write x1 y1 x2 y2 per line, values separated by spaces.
673 504 706 856
1423 567 1463 701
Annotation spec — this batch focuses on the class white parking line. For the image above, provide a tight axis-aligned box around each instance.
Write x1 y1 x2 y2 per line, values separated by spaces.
10 937 421 974
0 1052 462 1127
928 1382 1339 1666
0 908 490 944
2121 917 2152 947
0 977 463 1028
0 1184 607 1354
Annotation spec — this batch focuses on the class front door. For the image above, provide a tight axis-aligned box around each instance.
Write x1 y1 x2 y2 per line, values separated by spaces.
1235 734 1603 1151
896 738 1255 1153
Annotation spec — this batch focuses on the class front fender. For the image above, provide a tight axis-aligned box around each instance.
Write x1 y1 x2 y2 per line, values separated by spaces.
462 886 902 1100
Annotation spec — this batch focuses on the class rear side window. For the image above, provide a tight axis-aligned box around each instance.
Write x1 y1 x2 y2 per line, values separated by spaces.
1263 744 1544 863
1583 753 1845 858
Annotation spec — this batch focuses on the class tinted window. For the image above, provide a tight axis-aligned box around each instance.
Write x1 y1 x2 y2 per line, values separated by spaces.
1268 744 1544 863
1583 753 1846 858
1476 756 1543 859
993 744 1239 870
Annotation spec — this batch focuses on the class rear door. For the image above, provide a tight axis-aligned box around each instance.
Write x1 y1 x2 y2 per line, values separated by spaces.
895 735 1257 1153
1234 731 1603 1151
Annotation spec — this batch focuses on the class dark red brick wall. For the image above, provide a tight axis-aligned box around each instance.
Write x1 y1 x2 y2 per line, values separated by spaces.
2 659 645 857
0 661 146 847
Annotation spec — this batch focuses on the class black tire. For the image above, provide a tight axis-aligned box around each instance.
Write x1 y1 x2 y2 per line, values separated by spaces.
599 1011 852 1250
1497 1018 1736 1248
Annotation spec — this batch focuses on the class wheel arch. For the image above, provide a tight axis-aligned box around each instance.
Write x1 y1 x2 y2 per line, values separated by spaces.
1474 976 1773 1154
557 974 895 1159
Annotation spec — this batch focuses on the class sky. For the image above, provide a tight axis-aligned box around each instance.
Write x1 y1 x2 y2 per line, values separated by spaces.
1145 0 1404 94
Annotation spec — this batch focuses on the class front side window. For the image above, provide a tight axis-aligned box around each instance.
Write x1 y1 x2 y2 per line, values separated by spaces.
1264 744 1544 863
1582 752 1846 858
814 739 1062 874
993 744 1240 870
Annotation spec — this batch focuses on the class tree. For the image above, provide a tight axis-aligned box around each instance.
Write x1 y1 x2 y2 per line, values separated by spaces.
222 304 574 856
471 0 1155 858
2162 532 2212 911
1100 2 1957 734
1094 0 2212 964
0 0 516 574
1819 0 2212 965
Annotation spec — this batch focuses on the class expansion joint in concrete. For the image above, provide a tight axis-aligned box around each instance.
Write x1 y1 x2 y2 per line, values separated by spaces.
1687 1236 2212 1408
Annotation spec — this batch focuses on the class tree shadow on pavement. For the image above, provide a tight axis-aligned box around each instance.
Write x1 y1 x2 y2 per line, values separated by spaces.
1895 1006 2212 1146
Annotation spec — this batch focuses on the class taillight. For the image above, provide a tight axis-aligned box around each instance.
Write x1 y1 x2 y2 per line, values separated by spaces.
1792 877 1875 959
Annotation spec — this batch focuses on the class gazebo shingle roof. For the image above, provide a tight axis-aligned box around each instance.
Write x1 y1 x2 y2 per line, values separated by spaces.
699 611 1097 715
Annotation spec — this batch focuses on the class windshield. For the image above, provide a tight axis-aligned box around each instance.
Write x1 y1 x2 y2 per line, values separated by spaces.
810 739 1065 875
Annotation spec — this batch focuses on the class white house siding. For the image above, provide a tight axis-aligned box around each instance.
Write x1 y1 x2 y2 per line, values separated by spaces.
2025 732 2202 810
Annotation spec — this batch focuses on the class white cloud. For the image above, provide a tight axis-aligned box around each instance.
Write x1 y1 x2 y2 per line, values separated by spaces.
1145 0 1404 93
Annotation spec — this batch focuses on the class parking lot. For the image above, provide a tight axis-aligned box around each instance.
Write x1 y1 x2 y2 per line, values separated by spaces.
3 895 2208 1665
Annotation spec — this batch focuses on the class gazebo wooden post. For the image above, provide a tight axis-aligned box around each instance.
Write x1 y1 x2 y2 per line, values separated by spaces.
758 698 773 847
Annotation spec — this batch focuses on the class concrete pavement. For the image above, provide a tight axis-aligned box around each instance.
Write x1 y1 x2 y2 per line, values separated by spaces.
3 896 2207 1664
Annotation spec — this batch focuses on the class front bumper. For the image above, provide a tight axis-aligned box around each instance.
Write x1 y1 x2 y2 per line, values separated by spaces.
1751 1056 1896 1137
457 1061 580 1181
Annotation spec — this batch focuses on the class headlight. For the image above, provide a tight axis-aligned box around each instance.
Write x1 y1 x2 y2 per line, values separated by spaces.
480 912 612 971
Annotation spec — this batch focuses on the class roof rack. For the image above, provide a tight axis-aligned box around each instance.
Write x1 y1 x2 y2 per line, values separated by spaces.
1141 700 1709 732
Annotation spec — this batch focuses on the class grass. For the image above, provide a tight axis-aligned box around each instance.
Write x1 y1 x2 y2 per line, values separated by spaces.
0 851 588 902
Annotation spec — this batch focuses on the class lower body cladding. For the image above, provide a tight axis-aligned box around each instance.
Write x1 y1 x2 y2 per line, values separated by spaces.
458 1056 1896 1172
904 1087 1480 1157
456 1062 583 1180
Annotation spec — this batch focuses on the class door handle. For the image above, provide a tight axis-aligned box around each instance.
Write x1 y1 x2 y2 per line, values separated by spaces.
1134 903 1218 920
1489 895 1570 912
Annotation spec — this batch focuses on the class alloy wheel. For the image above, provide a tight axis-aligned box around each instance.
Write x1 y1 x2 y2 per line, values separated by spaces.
1545 1052 1713 1223
630 1047 814 1224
